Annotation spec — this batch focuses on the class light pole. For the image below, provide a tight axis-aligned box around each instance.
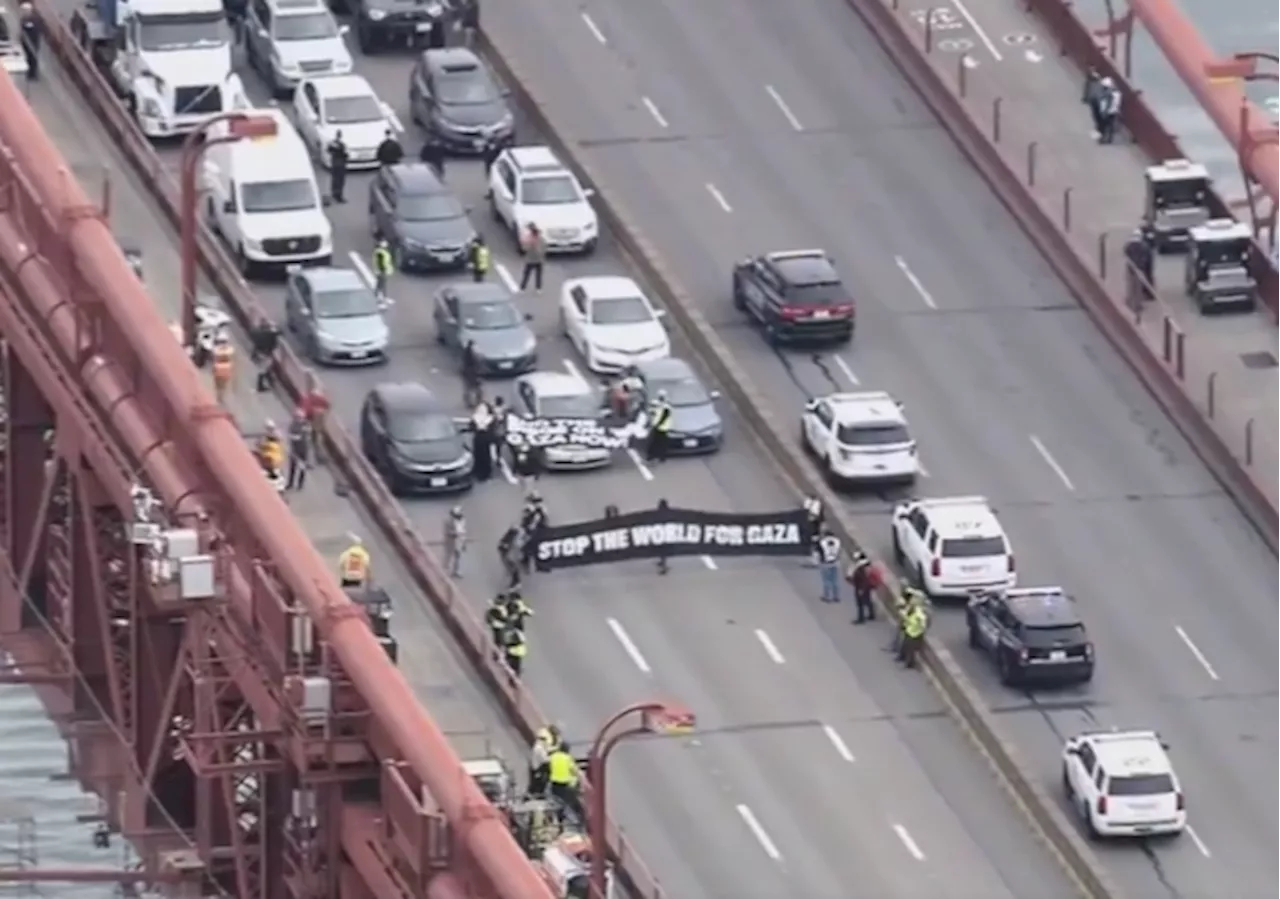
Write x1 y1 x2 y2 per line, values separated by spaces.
586 700 695 899
179 113 279 343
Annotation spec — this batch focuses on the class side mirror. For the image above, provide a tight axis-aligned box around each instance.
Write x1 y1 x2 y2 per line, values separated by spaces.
222 199 236 214
523 312 534 321
654 309 667 319
803 399 818 412
709 389 721 400
583 188 596 198
256 27 268 38
339 23 350 34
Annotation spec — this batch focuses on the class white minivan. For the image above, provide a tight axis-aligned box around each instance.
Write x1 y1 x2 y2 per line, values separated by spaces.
201 107 332 275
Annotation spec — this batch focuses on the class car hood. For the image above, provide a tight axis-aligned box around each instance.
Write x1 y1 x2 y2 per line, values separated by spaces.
319 119 386 154
671 402 721 435
583 321 667 352
434 101 509 130
462 325 536 360
315 312 388 346
393 437 468 467
242 210 330 241
395 216 476 248
518 203 595 232
141 46 233 91
276 39 349 67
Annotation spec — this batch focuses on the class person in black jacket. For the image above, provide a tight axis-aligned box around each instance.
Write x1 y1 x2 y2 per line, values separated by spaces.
419 137 446 179
327 132 349 203
18 2 40 82
250 319 281 392
375 130 404 167
655 498 671 575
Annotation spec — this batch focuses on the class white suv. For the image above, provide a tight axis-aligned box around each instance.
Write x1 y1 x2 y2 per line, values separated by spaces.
801 391 918 486
891 496 1014 598
1062 730 1187 839
488 146 598 254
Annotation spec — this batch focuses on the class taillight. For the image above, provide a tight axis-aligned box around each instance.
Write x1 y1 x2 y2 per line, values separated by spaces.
930 558 940 577
1007 554 1016 572
779 306 804 320
1176 792 1185 811
834 304 854 315
1096 796 1108 816
1018 648 1029 663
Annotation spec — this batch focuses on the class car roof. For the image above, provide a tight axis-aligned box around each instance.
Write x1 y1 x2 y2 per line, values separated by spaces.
424 46 483 70
568 276 643 300
373 383 444 414
309 74 376 99
1001 589 1079 627
1082 732 1173 775
823 391 906 425
766 250 840 285
634 357 695 381
447 282 514 304
389 163 448 193
913 496 1003 537
299 266 366 292
521 371 592 397
507 145 568 175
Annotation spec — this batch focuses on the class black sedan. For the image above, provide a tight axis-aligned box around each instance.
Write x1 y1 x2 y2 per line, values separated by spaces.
410 47 514 154
359 383 474 496
966 588 1095 686
433 282 538 375
369 163 476 272
626 357 724 455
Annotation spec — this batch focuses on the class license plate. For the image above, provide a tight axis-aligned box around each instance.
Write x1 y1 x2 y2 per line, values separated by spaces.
683 438 697 448
812 310 830 319
429 477 447 487
1050 650 1066 661
960 565 982 573
415 22 433 32
349 350 368 359
498 361 513 369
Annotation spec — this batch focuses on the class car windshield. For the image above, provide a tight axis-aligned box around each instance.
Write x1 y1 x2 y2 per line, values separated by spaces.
837 423 911 446
390 412 456 443
436 68 500 105
137 12 228 50
940 536 1006 558
324 95 382 124
590 296 651 325
1023 624 1087 648
274 12 338 41
787 282 846 305
314 287 380 319
399 193 464 222
651 376 708 407
462 300 522 330
240 179 317 213
520 175 579 205
1107 773 1175 796
539 393 601 419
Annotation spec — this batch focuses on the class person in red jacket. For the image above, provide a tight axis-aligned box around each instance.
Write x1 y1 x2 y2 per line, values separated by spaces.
847 551 882 624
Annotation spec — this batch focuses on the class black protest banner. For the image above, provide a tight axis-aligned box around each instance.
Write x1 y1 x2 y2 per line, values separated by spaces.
533 506 812 570
504 414 639 450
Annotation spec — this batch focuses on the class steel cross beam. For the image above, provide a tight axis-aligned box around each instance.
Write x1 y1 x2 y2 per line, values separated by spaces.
0 64 551 899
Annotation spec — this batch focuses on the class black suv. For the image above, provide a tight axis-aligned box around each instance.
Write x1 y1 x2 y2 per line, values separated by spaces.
732 249 854 345
410 47 514 154
343 0 477 55
966 588 1094 687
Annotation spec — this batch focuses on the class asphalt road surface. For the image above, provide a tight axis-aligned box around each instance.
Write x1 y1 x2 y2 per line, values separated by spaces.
476 0 1280 897
32 8 1081 898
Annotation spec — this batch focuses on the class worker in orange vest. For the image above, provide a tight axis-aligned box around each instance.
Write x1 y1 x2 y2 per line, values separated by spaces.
211 334 234 405
338 537 371 589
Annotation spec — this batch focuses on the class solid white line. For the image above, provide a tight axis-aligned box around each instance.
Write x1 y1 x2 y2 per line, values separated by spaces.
735 805 783 861
626 447 655 481
823 725 856 762
894 256 937 309
705 183 733 213
701 555 719 570
580 11 607 44
1174 625 1220 681
754 629 785 664
562 358 589 384
950 0 1004 60
349 250 375 286
497 455 518 484
892 824 926 861
764 84 804 131
1186 825 1212 858
834 355 860 386
1029 435 1075 491
607 618 651 673
641 96 669 128
495 261 519 293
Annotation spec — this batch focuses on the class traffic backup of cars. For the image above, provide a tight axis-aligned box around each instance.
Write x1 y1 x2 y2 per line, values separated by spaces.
118 0 1189 858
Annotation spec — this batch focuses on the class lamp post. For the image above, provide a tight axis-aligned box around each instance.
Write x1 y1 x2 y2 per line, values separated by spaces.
179 113 279 343
586 700 695 899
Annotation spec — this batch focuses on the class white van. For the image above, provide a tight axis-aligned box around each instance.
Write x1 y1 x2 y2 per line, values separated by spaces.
201 107 332 274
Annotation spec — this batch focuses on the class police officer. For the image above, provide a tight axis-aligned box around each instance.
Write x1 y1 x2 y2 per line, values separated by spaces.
468 235 491 283
816 528 841 603
503 590 533 631
418 137 446 179
18 2 39 82
375 129 404 167
501 623 527 678
646 391 674 462
892 587 923 654
546 744 582 824
510 438 542 491
327 131 350 203
848 551 878 624
338 537 371 589
371 238 394 300
484 593 508 648
899 603 929 669
1124 227 1155 304
250 318 281 392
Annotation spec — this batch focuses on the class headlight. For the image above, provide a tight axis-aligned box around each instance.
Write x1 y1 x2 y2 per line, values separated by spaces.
276 58 300 75
141 98 163 118
334 56 353 73
242 237 263 252
367 7 386 18
582 220 598 234
400 237 427 250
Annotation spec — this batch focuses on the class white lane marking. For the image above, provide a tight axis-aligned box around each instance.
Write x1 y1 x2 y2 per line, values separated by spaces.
1025 48 1043 63
1174 625 1220 681
350 250 375 286
736 805 783 861
581 11 607 44
894 256 937 309
764 84 804 131
823 725 856 762
705 183 733 213
626 447 655 481
562 358 589 384
497 455 518 484
701 555 719 570
495 261 519 293
607 618 651 673
1186 825 1212 858
917 461 931 478
1029 434 1075 491
950 0 1004 60
641 96 669 128
755 629 785 664
834 355 860 386
892 824 926 861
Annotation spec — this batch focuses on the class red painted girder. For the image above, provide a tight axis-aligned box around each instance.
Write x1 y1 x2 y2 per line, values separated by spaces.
0 67 552 899
1129 0 1278 203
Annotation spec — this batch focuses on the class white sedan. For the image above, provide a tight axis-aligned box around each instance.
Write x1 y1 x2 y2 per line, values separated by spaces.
559 276 670 374
293 74 400 169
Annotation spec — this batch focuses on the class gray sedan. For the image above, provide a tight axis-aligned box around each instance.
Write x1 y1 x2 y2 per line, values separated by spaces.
433 282 537 375
285 266 390 366
628 357 724 454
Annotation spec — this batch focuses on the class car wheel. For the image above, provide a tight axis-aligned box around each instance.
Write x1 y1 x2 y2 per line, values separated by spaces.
236 245 253 278
763 321 781 346
913 563 927 592
357 21 375 54
997 652 1016 686
967 622 980 649
891 529 904 565
731 274 745 310
1083 802 1101 840
1061 764 1073 799
489 196 502 224
581 238 598 257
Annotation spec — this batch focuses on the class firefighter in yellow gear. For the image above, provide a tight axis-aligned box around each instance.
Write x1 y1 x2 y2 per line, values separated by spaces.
211 335 234 405
338 537 371 588
547 747 583 823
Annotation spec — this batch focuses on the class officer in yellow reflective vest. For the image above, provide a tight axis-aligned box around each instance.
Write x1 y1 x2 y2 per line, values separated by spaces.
646 391 674 463
338 537 371 589
371 239 394 300
898 604 929 669
468 236 491 283
547 746 583 823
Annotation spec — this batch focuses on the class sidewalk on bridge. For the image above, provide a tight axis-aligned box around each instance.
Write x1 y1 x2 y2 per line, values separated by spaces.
888 0 1277 505
27 67 523 766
